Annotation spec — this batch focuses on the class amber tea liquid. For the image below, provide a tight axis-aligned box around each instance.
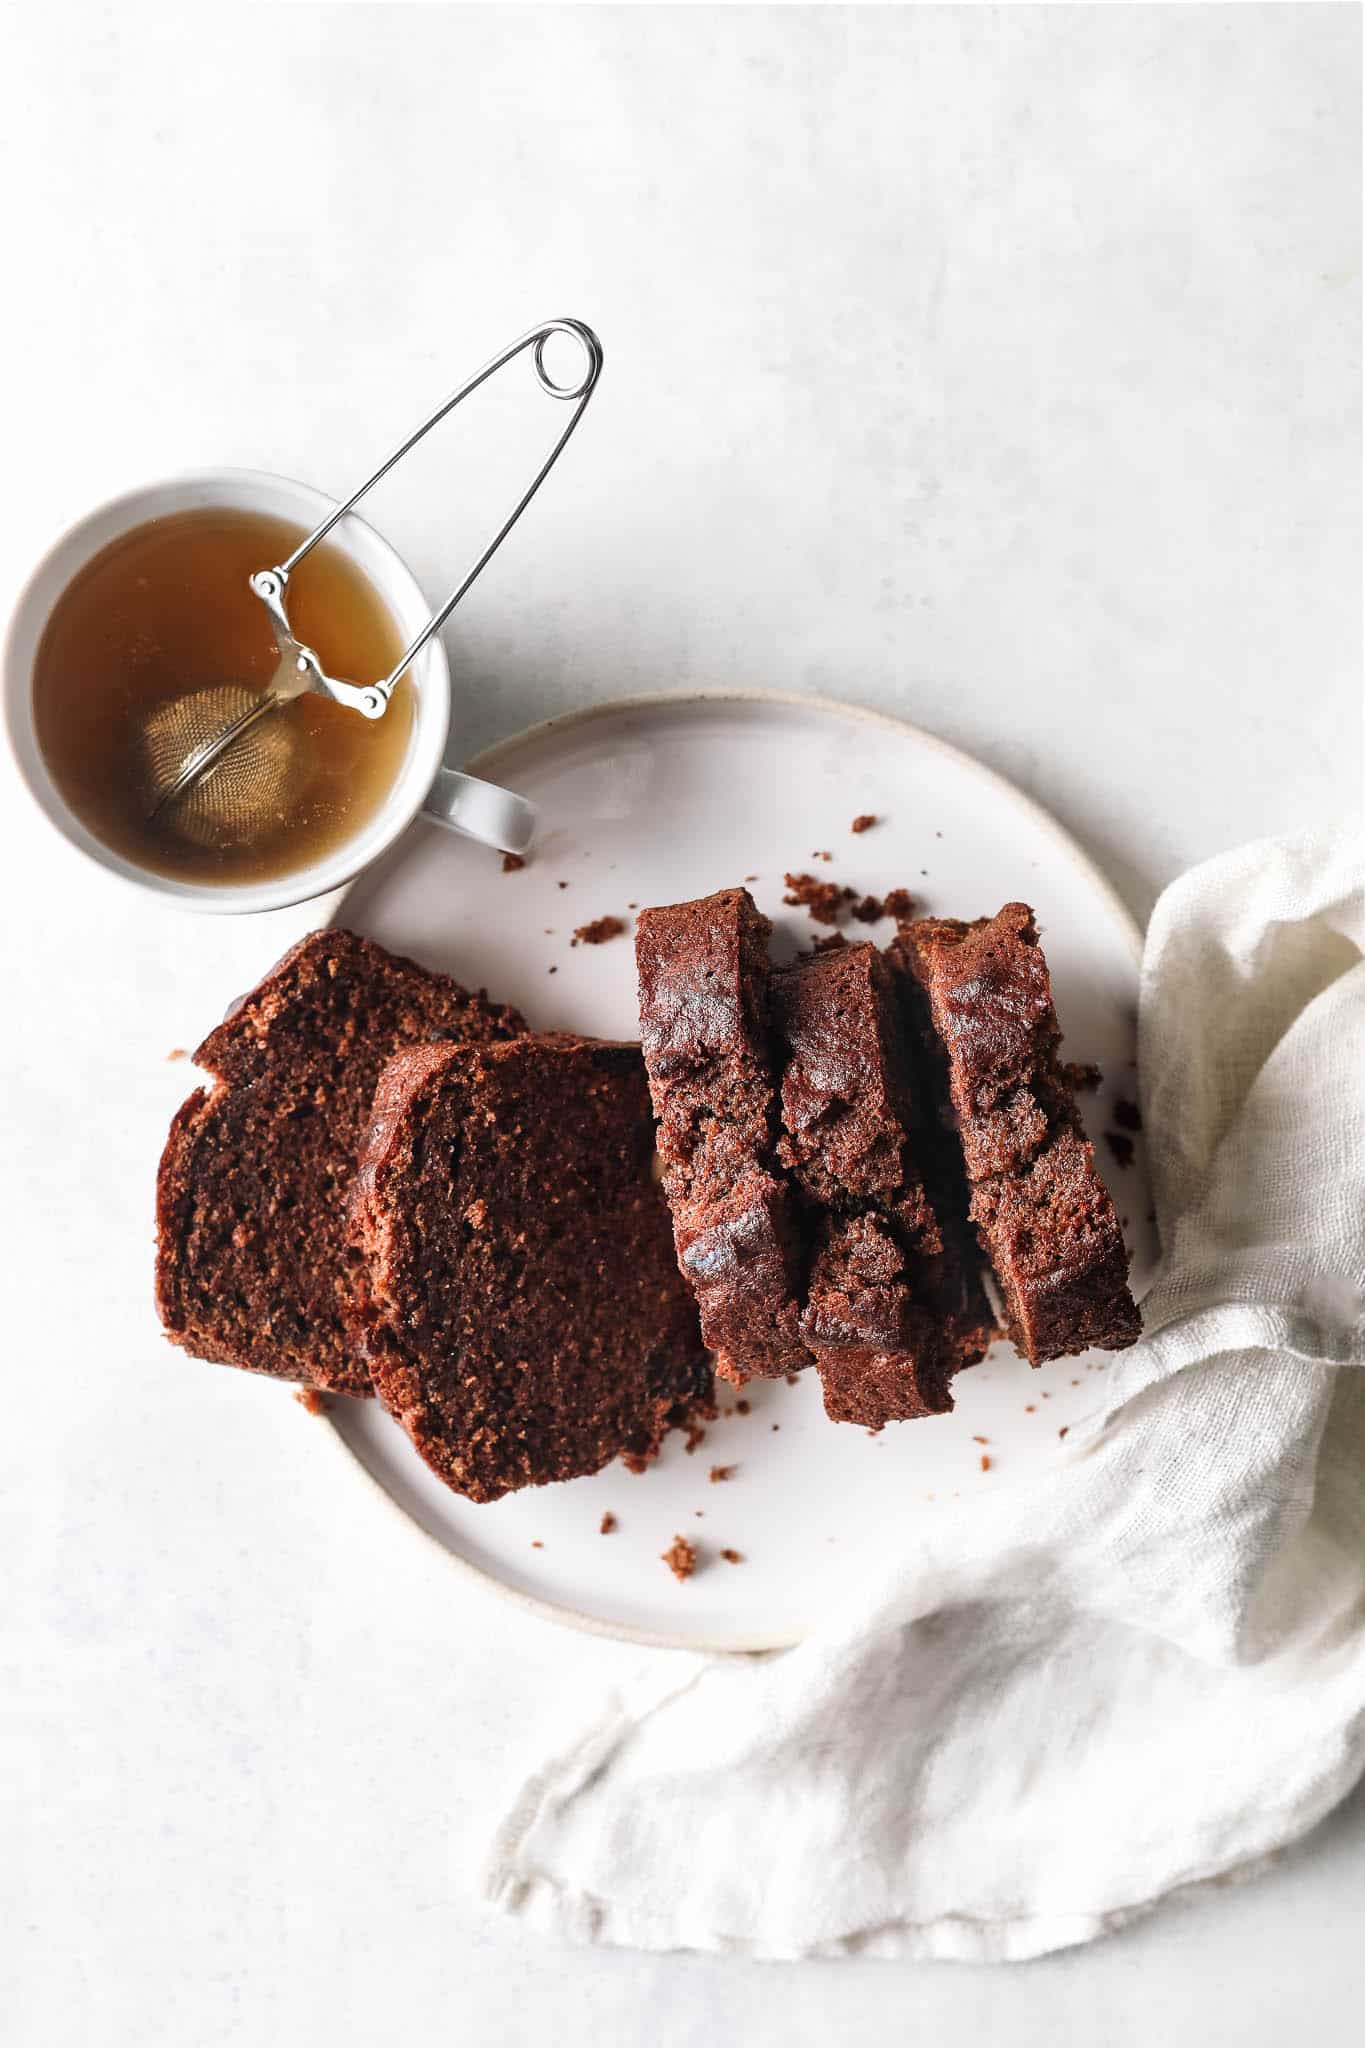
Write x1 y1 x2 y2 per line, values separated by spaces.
32 506 415 885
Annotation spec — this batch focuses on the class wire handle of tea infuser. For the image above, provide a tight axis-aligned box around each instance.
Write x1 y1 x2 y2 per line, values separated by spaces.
250 318 604 718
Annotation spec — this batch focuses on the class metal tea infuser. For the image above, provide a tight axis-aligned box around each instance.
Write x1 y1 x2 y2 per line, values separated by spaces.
141 318 603 841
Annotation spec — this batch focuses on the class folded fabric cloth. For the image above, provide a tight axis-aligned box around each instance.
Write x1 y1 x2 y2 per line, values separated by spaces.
485 831 1365 1963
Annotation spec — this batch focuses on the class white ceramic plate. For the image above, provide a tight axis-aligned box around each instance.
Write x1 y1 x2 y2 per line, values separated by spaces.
326 692 1153 1651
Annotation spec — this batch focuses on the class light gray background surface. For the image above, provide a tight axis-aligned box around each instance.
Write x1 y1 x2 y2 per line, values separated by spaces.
2 6 1360 2044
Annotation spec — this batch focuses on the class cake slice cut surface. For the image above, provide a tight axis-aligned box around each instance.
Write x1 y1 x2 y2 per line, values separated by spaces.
155 928 524 1395
347 1037 710 1503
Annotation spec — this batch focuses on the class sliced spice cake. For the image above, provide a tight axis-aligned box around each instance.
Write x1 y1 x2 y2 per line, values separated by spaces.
155 929 524 1395
636 888 810 1382
893 904 1140 1364
347 1036 710 1502
771 942 994 1428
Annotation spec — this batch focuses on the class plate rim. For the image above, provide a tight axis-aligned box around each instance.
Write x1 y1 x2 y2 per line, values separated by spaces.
317 686 1145 1655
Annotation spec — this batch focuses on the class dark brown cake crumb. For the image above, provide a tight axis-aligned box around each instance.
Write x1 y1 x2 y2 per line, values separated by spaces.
572 915 627 947
683 1416 708 1453
736 1399 751 1414
720 1548 744 1564
557 881 569 889
783 872 855 924
785 876 918 928
851 814 877 834
807 932 850 955
662 1535 697 1582
294 1387 326 1415
547 966 558 974
784 1371 801 1385
1113 1096 1143 1132
709 1464 736 1483
166 1047 188 1062
501 852 526 873
1105 1131 1136 1169
599 1511 617 1534
1062 1061 1102 1093
979 1454 992 1472
814 850 832 861
531 1540 543 1549
1058 1427 1070 1439
744 873 759 882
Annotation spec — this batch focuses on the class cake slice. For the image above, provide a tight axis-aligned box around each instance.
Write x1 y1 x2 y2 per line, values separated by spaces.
347 1037 711 1503
636 888 810 1382
771 942 994 1427
893 904 1140 1363
155 928 524 1395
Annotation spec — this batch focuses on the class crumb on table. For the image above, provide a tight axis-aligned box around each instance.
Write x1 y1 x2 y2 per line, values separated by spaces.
294 1387 326 1415
1113 1096 1143 1132
501 852 526 873
662 1534 698 1582
979 1454 992 1472
531 1540 543 1549
599 1511 617 1535
851 813 877 833
708 1464 736 1483
1062 1060 1102 1093
720 1548 744 1565
735 1399 750 1415
1104 1130 1136 1169
166 1047 188 1063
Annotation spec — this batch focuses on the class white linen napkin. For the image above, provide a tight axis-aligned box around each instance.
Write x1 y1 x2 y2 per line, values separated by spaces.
485 830 1365 1962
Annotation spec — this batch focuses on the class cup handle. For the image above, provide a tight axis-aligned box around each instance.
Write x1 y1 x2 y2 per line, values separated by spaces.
420 768 536 854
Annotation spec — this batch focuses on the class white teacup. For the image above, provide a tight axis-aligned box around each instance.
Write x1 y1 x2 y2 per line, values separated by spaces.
3 469 534 915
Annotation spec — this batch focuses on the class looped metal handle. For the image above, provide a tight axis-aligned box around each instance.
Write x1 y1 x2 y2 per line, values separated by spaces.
252 318 603 712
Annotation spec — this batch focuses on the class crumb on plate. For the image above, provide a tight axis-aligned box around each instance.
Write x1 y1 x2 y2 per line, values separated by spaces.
571 915 627 947
662 1535 697 1582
